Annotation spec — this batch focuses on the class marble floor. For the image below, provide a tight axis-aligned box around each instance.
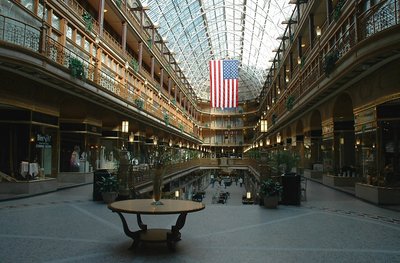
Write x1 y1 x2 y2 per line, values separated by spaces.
0 180 399 263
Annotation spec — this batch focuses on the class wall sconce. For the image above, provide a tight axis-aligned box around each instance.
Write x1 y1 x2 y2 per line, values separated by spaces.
259 140 263 147
129 132 134 143
246 192 251 199
297 56 301 65
277 88 281 95
277 133 282 144
316 26 322 37
125 61 129 69
285 75 289 83
356 138 361 145
175 190 180 198
221 148 224 153
266 137 270 146
122 121 129 133
340 137 344 145
179 141 182 148
233 148 235 153
169 139 173 147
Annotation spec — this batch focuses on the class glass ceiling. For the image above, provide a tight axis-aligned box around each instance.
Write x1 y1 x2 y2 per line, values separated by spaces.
144 0 295 102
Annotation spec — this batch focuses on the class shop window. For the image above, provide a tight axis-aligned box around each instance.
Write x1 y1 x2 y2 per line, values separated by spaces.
355 130 377 178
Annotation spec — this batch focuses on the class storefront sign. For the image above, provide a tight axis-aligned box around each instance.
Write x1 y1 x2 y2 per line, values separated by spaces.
355 107 376 132
36 134 52 148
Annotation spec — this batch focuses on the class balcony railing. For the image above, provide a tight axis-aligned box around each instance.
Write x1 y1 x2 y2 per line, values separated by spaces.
0 15 40 52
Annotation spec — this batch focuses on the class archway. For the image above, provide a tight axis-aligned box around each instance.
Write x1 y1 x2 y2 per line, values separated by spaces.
333 93 355 176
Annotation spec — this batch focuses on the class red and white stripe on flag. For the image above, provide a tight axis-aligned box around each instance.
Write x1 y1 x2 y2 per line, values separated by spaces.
209 60 238 109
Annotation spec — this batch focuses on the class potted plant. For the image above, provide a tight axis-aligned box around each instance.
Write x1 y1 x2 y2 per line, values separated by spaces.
269 150 299 175
259 178 283 208
98 175 119 204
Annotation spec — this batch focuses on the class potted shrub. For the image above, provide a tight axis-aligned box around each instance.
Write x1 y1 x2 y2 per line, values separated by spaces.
269 150 299 175
259 178 283 208
98 175 119 204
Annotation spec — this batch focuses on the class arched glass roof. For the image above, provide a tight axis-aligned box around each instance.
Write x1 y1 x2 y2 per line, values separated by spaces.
144 0 294 102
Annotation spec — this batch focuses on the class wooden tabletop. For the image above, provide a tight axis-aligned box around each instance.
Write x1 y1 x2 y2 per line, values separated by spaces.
108 199 205 215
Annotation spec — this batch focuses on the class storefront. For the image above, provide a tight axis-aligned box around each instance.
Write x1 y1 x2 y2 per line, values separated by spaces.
0 108 58 179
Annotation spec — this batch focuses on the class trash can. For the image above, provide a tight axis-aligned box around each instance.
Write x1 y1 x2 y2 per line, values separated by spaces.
280 173 301 205
93 169 113 201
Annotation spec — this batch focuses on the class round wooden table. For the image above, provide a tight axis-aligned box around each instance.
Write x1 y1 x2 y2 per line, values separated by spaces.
108 199 205 250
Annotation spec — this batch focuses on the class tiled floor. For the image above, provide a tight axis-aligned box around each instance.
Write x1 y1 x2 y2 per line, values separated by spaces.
0 180 399 263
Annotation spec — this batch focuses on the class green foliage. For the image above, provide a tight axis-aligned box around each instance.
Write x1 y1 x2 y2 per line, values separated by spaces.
179 123 184 132
82 12 93 32
98 175 119 192
135 98 144 109
259 179 282 197
163 112 169 126
333 0 346 22
269 150 299 174
285 95 295 111
272 114 277 125
68 57 85 79
323 50 339 76
130 58 139 72
151 146 173 168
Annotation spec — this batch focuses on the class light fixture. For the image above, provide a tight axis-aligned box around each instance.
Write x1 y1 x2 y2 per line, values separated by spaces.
277 133 282 144
356 138 361 145
285 75 289 82
175 190 180 198
297 56 301 64
316 26 322 36
340 137 344 145
246 192 251 199
125 60 129 69
260 119 268 132
277 88 281 95
169 139 173 147
129 132 134 143
266 137 270 146
122 121 129 133
259 140 263 147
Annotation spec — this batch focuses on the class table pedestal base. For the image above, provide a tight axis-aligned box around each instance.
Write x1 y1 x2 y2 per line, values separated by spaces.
114 211 187 251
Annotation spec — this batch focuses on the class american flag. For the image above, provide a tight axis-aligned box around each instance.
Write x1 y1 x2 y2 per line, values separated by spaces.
209 60 239 109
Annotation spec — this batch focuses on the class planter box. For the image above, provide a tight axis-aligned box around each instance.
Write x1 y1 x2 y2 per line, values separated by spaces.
355 183 400 205
0 178 57 195
304 169 323 179
323 174 362 187
58 172 93 184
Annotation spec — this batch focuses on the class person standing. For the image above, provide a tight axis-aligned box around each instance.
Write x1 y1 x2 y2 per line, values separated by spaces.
239 177 243 187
